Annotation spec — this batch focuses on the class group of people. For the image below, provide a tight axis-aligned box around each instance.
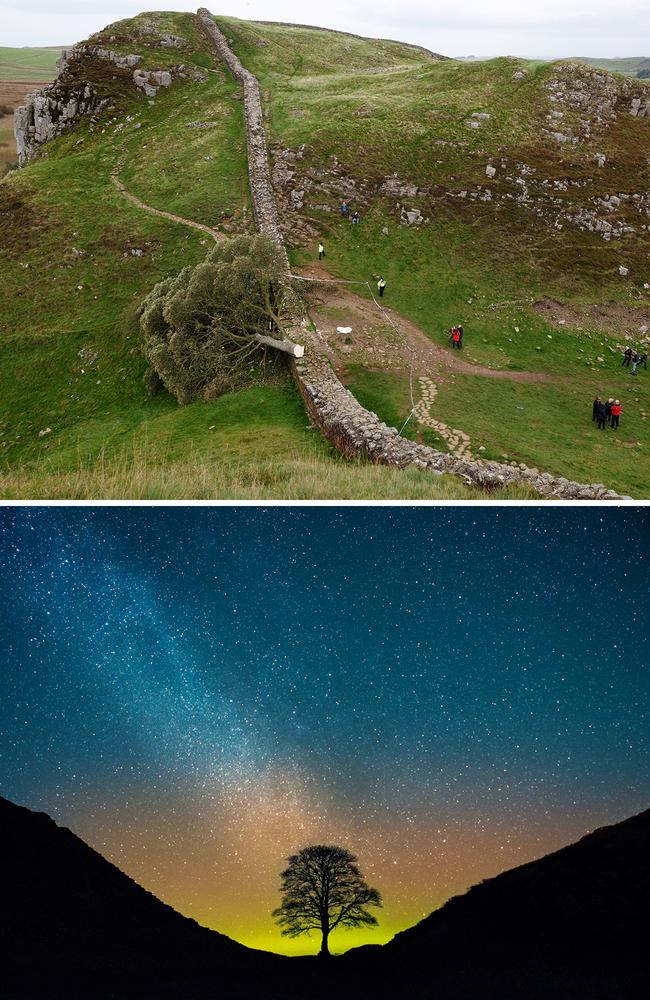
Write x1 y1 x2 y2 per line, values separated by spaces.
340 202 361 224
621 347 647 374
592 396 622 430
448 325 465 349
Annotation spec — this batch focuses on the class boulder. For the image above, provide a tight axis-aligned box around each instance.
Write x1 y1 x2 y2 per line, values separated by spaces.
402 208 423 225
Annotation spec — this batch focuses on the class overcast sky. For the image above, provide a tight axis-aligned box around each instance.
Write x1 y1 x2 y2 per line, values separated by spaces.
1 0 649 58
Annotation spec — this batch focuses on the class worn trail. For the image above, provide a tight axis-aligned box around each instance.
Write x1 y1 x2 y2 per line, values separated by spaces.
111 164 222 242
296 264 552 383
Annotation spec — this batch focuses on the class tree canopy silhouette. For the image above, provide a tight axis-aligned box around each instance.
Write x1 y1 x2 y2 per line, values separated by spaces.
272 844 382 956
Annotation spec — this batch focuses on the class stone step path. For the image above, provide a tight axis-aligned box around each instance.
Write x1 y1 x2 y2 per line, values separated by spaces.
413 377 472 459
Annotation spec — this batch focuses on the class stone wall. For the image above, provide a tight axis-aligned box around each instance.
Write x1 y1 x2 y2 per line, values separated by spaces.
196 8 289 269
197 7 630 500
197 7 631 500
291 333 629 499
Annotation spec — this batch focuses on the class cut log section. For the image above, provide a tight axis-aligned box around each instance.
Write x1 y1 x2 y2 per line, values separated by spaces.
253 333 305 357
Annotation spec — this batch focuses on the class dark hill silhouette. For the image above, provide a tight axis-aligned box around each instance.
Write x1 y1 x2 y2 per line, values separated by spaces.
0 795 287 999
2 795 648 999
345 807 650 999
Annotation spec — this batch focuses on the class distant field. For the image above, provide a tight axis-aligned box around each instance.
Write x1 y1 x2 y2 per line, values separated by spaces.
0 48 62 170
0 82 43 172
0 46 63 82
569 56 650 77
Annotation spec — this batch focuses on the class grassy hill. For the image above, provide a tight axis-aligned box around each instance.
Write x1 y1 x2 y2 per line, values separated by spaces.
1 11 649 498
218 15 650 496
570 56 650 78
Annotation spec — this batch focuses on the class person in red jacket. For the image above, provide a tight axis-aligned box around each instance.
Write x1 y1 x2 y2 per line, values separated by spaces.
610 399 622 429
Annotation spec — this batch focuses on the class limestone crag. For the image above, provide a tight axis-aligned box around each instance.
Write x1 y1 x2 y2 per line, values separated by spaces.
197 8 289 268
57 45 142 75
271 145 650 242
544 64 648 140
15 83 105 167
15 43 191 166
133 69 172 97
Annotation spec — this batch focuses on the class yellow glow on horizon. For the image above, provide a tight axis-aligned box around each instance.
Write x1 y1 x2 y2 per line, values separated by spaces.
73 782 573 962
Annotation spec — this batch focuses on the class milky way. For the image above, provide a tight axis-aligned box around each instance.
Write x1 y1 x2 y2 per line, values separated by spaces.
0 507 648 952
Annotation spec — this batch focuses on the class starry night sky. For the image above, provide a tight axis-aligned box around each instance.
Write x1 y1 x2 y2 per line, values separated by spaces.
0 507 648 953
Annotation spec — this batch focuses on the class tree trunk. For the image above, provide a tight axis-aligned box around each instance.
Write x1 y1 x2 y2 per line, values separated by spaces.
253 333 304 358
319 927 330 957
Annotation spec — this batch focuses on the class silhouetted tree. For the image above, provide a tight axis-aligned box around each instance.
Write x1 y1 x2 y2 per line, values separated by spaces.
273 845 382 957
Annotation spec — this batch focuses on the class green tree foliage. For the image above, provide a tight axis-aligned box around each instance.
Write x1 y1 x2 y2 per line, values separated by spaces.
139 234 302 404
273 845 382 956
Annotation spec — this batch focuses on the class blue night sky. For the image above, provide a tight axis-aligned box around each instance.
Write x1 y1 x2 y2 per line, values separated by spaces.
0 506 648 952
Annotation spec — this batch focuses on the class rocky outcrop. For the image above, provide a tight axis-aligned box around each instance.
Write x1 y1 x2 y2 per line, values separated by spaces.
197 9 631 500
14 43 185 166
14 45 137 166
57 45 142 74
133 69 172 97
15 83 103 166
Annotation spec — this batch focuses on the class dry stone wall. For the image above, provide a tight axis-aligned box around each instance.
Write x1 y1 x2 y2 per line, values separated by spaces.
197 7 630 500
291 336 630 499
196 8 289 269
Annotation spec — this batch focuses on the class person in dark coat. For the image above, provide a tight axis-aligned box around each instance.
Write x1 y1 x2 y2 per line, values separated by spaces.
631 351 639 374
592 396 601 421
610 400 622 428
596 399 607 430
605 397 614 424
622 347 633 367
641 352 648 370
457 324 464 349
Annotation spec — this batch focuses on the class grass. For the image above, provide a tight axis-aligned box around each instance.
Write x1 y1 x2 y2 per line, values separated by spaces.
119 71 250 228
347 365 648 496
215 15 650 497
0 444 536 500
1 11 648 497
0 47 62 82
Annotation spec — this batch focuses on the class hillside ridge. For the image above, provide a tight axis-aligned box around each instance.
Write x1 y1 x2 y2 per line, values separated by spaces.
197 10 632 500
3 793 648 998
2 9 650 499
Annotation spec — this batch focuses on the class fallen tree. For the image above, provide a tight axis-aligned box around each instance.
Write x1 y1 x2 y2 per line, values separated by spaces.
139 233 304 404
